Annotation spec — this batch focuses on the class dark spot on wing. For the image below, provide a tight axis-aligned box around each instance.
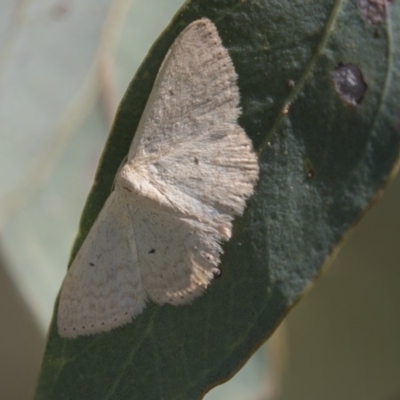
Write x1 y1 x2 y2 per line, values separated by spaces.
212 268 222 279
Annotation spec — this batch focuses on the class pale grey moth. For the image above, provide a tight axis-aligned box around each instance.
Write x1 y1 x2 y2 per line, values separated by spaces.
57 18 259 338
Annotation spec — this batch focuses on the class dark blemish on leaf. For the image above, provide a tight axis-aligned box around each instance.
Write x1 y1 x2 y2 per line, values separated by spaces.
194 157 199 165
333 64 367 106
358 0 388 25
101 322 105 325
89 262 95 267
82 326 85 329
148 249 156 254
91 325 94 327
73 327 76 331
123 186 132 192
304 159 316 179
212 268 222 279
125 312 128 315
374 28 382 38
168 89 174 95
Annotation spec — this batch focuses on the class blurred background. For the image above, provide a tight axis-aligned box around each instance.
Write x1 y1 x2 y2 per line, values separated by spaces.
0 1 399 399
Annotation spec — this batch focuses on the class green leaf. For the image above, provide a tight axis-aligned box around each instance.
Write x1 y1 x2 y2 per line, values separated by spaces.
35 0 400 399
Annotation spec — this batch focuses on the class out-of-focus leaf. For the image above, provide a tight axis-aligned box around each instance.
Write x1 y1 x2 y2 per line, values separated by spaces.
36 1 400 399
0 1 113 199
2 105 108 328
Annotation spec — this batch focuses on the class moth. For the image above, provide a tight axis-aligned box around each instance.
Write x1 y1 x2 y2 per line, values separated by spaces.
58 18 259 338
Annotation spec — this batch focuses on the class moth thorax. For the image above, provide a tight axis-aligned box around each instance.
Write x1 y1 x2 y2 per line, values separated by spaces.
116 163 166 207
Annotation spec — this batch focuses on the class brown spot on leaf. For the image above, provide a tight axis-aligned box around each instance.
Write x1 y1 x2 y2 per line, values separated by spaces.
333 64 367 106
358 0 389 25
